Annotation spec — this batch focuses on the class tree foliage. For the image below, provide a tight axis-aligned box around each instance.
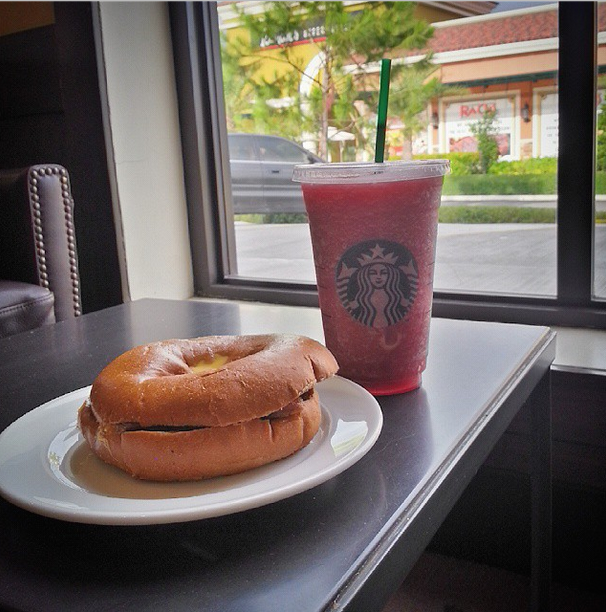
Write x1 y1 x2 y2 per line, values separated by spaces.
597 103 606 171
220 29 308 140
469 109 500 173
389 65 465 159
221 1 443 159
596 76 606 171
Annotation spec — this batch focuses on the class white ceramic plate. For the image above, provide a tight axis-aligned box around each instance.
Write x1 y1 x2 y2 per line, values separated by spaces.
0 376 382 525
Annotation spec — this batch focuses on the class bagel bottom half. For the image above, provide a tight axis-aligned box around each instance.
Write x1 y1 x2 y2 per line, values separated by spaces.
78 391 322 481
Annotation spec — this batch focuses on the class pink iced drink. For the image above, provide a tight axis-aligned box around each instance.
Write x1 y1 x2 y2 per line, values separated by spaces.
293 161 448 395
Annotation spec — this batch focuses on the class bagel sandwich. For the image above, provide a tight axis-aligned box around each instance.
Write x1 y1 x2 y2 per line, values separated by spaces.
78 334 338 481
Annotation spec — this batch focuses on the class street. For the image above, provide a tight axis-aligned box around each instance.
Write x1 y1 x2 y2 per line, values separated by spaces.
234 221 606 297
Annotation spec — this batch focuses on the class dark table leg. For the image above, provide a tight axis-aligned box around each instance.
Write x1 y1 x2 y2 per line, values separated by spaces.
530 369 552 612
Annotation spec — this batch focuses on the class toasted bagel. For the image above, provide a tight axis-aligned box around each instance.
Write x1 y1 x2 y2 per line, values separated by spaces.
78 335 338 481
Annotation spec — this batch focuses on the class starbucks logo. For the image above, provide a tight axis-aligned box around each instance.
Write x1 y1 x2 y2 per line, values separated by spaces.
336 239 418 328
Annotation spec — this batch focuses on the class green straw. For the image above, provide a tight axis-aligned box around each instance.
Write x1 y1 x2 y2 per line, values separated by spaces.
374 58 391 163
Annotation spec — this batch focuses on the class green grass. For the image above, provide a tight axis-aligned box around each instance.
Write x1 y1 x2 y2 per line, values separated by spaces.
439 208 606 224
235 213 308 224
438 206 556 224
236 209 606 225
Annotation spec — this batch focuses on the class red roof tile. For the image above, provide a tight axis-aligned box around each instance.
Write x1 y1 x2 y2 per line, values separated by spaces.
426 5 606 54
430 8 558 53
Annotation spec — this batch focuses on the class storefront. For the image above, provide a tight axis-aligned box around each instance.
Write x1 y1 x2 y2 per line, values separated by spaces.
220 2 605 162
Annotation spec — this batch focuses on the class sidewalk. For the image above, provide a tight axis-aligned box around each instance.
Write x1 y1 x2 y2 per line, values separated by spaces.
234 222 606 297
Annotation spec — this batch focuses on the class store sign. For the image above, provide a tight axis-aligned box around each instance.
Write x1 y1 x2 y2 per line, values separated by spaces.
539 90 605 158
445 98 514 159
258 22 326 48
458 102 497 119
253 10 361 49
539 93 558 158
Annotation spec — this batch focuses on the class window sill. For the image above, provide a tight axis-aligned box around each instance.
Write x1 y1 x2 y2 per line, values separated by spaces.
552 326 606 374
191 298 606 374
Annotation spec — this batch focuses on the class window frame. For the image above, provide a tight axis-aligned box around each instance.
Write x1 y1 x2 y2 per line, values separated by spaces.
171 1 606 328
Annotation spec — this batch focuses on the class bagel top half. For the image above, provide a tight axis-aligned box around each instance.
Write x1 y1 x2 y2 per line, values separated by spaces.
88 334 338 428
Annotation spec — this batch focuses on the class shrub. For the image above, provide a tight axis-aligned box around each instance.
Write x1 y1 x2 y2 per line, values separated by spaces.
413 152 480 175
489 157 557 175
597 104 606 171
596 172 606 194
443 173 557 195
469 109 499 173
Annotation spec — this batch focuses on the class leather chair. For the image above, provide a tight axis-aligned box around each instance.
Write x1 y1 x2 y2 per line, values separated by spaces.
0 164 82 339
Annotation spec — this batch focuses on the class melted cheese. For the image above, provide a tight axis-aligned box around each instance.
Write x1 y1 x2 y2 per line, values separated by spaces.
189 354 229 374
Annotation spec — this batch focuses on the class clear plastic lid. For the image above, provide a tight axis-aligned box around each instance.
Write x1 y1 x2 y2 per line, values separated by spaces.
292 160 450 184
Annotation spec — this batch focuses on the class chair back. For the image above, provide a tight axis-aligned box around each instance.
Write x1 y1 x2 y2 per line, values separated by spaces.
0 164 82 321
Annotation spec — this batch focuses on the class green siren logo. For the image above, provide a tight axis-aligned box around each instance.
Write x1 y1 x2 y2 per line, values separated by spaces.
336 239 418 328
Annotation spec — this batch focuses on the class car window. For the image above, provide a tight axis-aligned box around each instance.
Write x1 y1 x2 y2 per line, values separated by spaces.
228 135 257 161
258 138 310 163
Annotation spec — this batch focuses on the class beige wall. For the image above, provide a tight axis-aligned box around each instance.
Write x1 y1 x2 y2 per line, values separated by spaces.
96 2 193 301
438 50 558 84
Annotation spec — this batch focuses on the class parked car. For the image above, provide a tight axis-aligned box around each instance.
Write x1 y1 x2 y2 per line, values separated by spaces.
227 133 323 215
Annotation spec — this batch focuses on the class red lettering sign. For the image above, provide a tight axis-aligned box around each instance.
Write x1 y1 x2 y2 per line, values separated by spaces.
459 102 497 118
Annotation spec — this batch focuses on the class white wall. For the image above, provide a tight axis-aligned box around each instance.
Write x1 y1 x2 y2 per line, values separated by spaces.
96 1 193 301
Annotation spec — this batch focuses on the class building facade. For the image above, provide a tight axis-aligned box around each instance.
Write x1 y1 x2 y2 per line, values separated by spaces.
220 2 605 162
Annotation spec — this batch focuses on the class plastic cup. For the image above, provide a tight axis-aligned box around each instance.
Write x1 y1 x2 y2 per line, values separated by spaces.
293 160 449 395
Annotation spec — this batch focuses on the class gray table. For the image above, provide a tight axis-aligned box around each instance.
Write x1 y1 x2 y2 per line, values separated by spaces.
0 298 555 612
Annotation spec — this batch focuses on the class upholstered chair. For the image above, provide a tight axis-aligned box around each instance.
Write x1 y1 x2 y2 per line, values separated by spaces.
0 164 82 338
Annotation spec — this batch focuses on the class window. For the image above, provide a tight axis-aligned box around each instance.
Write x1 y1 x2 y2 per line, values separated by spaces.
258 137 313 163
228 134 257 161
171 1 605 328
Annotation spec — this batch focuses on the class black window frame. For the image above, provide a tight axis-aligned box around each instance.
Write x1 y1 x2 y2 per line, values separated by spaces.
171 1 606 329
